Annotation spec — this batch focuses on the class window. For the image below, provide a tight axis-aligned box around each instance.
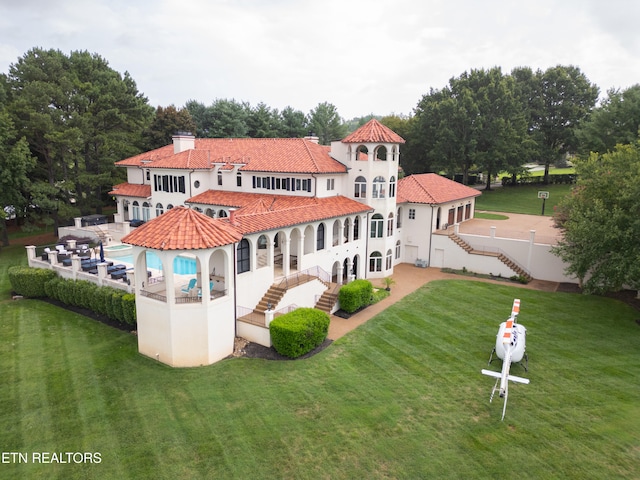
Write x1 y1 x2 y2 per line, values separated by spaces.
370 214 384 238
154 174 185 193
236 172 242 187
327 178 335 191
387 213 394 236
465 203 471 220
375 146 388 161
155 203 164 216
343 218 351 243
354 176 366 198
372 176 386 198
332 221 340 246
354 216 360 240
369 251 382 272
142 202 150 221
146 170 150 181
167 204 174 210
389 176 396 197
218 210 228 218
397 207 403 228
386 249 393 270
237 239 250 273
409 208 416 220
317 223 325 250
218 172 222 186
194 180 200 188
132 201 140 219
395 241 401 259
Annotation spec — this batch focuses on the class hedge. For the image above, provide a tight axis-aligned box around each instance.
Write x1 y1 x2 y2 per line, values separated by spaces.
269 308 330 358
338 279 373 313
8 266 56 298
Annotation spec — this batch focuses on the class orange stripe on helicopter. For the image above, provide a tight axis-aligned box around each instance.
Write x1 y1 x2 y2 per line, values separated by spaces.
502 319 513 343
511 299 520 316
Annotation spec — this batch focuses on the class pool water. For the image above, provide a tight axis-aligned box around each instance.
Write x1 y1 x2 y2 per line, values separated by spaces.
108 252 197 275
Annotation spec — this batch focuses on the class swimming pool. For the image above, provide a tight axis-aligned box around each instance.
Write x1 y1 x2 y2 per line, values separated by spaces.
106 251 197 275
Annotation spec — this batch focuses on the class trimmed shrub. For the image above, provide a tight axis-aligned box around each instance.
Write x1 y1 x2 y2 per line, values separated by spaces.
91 287 112 315
122 294 136 325
269 308 330 359
8 266 56 298
111 290 125 323
44 277 62 300
57 278 74 305
102 287 118 319
338 279 373 313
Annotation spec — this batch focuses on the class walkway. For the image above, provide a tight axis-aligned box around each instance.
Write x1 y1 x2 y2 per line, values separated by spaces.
327 262 559 340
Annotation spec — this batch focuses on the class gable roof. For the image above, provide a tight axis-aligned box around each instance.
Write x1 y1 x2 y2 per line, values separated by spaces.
188 190 372 235
115 138 347 174
121 206 243 250
108 183 151 198
342 119 405 144
397 173 481 205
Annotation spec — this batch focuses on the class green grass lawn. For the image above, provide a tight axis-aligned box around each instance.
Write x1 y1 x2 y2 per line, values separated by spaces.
475 184 573 216
1 245 639 479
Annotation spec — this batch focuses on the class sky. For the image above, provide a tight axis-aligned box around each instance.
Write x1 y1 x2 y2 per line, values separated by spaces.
1 0 639 120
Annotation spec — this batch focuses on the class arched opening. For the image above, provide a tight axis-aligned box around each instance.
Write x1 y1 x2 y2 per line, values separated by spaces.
205 208 215 218
436 207 442 229
256 234 269 268
374 145 388 161
317 223 325 251
332 220 340 246
356 145 368 160
218 209 228 218
389 176 396 197
155 203 164 217
237 239 250 274
397 207 403 228
354 216 360 240
370 214 384 238
303 225 314 254
369 251 382 273
343 218 351 243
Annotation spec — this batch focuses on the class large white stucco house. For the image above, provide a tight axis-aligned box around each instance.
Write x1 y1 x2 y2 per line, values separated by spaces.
106 119 482 366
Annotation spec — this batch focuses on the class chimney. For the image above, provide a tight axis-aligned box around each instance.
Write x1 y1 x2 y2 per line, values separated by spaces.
173 131 195 154
229 208 238 226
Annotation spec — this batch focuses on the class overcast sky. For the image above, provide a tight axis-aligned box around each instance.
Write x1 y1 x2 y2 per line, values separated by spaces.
1 0 639 120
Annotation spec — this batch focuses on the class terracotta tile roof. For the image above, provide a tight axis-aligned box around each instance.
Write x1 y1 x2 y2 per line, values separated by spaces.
108 183 151 198
121 206 243 250
115 138 346 174
397 174 481 205
188 190 372 235
342 119 405 144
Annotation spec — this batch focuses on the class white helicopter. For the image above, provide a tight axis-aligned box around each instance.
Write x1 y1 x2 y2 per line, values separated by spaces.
481 298 529 421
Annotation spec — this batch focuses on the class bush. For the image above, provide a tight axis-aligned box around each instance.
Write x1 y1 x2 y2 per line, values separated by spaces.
122 294 136 325
111 290 126 323
8 266 57 298
338 279 373 313
269 308 330 358
57 278 74 305
44 277 62 300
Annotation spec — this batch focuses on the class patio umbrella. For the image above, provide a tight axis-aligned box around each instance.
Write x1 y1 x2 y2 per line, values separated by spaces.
99 241 105 262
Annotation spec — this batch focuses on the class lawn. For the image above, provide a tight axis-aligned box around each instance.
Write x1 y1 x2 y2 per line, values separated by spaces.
475 184 574 216
1 246 639 479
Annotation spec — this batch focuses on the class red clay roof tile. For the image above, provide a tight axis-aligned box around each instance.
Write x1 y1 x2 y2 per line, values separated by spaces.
342 119 405 144
188 190 372 235
397 174 481 204
108 183 151 198
121 206 243 250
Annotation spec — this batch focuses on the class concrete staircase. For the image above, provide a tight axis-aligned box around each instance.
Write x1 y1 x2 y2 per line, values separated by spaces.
448 233 533 282
315 284 339 313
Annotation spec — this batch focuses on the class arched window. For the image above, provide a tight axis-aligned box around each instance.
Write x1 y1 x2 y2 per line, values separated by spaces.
317 223 325 251
218 210 228 218
236 172 242 187
397 207 403 228
354 216 360 240
354 176 367 198
387 213 394 237
193 206 203 213
132 201 140 220
372 176 386 198
167 204 174 210
237 239 250 273
155 203 164 216
389 176 396 197
395 240 401 259
391 146 398 161
217 171 222 186
205 208 215 218
386 249 393 270
369 251 382 272
142 202 150 221
370 214 384 238
374 145 387 161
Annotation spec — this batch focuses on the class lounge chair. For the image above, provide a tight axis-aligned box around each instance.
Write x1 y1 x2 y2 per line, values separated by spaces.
181 278 197 295
197 281 214 298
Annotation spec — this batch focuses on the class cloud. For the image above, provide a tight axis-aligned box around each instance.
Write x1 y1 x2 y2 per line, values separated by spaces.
1 0 639 118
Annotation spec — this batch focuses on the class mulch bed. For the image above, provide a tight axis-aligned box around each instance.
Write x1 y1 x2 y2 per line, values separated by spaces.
238 339 333 361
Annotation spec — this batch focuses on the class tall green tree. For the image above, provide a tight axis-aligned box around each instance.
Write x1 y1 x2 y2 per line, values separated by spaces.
5 48 153 231
553 143 640 293
143 105 197 150
185 99 249 138
308 102 347 145
279 106 308 137
525 65 599 183
0 110 36 246
576 84 640 155
246 102 280 138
